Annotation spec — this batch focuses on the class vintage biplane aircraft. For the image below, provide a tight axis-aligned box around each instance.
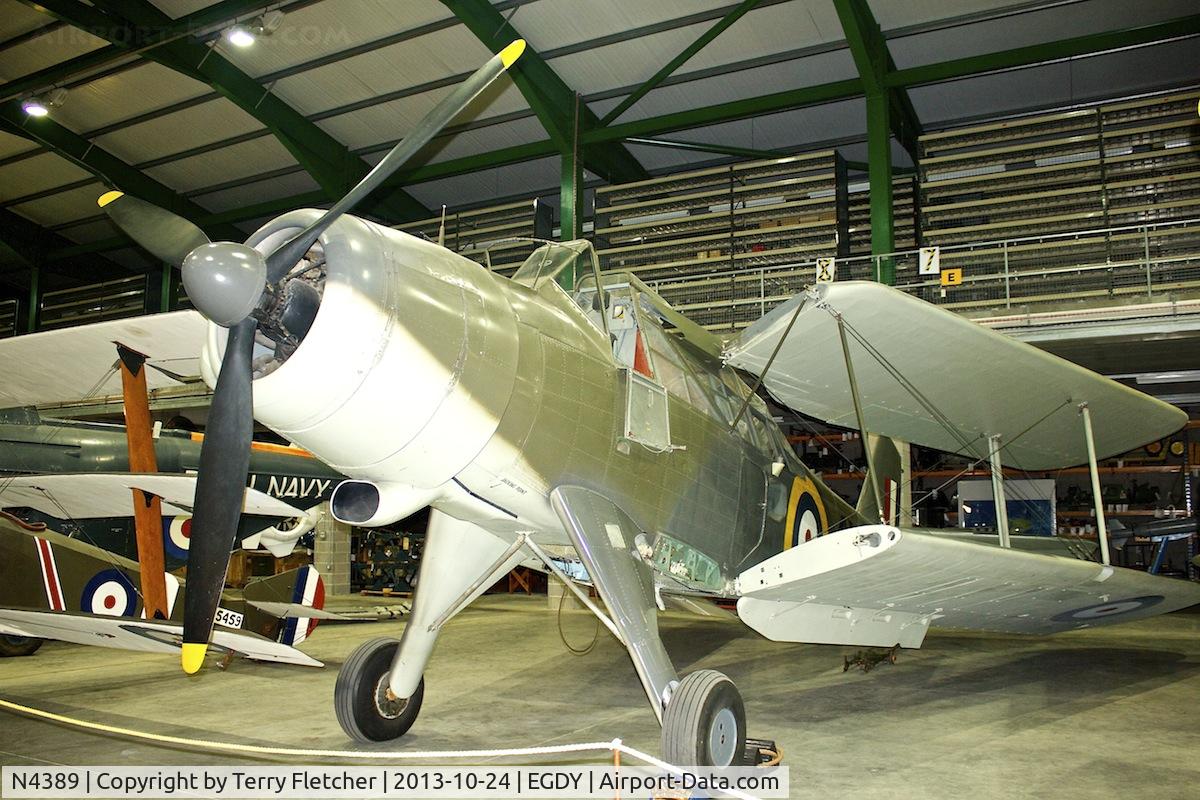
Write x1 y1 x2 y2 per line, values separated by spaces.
0 512 333 665
0 407 343 564
2 40 1198 767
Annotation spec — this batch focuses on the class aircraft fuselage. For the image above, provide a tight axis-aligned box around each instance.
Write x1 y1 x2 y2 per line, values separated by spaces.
217 211 857 594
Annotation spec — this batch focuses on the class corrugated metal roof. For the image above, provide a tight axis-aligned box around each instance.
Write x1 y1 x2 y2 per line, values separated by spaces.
868 0 1040 31
888 0 1196 68
0 150 91 203
404 154 564 210
145 134 298 194
587 54 857 123
0 129 39 160
909 38 1200 126
48 62 213 134
95 97 267 164
9 183 107 227
216 0 455 79
148 0 225 19
0 0 56 42
270 24 494 116
192 168 321 214
0 0 1194 293
318 82 528 151
0 18 106 79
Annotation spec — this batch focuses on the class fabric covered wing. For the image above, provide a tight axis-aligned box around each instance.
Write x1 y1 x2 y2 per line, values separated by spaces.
0 608 322 667
0 473 305 519
725 282 1185 469
0 311 208 409
736 526 1200 647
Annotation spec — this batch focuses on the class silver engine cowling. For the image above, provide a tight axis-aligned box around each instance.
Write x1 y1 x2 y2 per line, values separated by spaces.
200 210 520 524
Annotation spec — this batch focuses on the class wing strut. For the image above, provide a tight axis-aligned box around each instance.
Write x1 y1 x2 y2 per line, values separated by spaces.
835 314 884 523
987 434 1012 549
1079 403 1112 566
115 343 169 620
729 293 809 429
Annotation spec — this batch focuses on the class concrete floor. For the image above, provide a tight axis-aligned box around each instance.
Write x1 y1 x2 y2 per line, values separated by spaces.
2 594 1199 798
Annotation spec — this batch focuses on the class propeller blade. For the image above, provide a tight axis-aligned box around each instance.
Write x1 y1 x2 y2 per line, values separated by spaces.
98 191 210 267
264 39 527 282
180 318 256 674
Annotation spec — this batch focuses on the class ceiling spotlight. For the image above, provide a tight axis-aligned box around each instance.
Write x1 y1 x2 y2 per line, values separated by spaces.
21 88 67 117
226 24 256 47
21 97 48 117
225 10 284 47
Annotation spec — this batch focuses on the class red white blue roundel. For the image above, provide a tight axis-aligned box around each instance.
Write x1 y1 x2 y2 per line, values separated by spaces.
1052 595 1164 623
81 569 137 617
162 515 192 560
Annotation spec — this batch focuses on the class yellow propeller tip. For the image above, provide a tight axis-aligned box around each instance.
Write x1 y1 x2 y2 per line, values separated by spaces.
500 39 525 69
97 190 123 208
181 642 207 674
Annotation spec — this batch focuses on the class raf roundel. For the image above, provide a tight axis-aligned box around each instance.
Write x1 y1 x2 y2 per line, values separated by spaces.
162 515 193 560
1051 595 1165 623
784 476 828 549
81 569 137 617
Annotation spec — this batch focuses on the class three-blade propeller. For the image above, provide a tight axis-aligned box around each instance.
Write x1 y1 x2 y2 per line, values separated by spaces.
98 40 526 674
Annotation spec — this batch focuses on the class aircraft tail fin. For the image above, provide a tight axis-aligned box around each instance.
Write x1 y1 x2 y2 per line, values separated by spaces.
855 434 906 526
243 566 326 646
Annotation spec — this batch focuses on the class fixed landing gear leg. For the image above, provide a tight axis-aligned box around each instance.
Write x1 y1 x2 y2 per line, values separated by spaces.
334 510 526 742
550 486 747 767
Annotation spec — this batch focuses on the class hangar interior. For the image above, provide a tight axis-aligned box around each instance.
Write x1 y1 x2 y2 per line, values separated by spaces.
0 0 1199 793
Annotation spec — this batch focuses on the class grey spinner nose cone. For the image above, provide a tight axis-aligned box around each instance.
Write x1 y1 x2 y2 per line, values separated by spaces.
182 242 268 327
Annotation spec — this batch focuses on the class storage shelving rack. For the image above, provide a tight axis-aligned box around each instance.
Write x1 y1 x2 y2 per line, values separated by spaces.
397 198 553 276
594 151 848 330
846 175 919 256
38 275 148 330
0 298 17 338
917 89 1200 305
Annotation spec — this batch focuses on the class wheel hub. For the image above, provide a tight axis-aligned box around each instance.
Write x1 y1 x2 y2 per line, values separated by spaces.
708 707 739 766
373 674 409 720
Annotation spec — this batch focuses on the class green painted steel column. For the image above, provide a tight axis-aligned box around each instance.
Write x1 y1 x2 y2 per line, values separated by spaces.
560 153 582 244
558 92 583 290
866 91 895 284
26 264 38 333
160 262 173 313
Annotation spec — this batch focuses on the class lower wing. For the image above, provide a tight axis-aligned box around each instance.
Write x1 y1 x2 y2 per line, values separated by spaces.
0 608 323 667
736 525 1200 648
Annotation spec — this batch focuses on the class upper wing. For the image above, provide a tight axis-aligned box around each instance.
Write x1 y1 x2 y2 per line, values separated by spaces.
0 608 322 667
0 310 208 409
0 473 306 519
736 525 1200 648
725 281 1185 469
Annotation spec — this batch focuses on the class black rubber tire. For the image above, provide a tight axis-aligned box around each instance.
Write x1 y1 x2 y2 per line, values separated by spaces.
661 669 746 767
0 635 42 657
334 638 424 743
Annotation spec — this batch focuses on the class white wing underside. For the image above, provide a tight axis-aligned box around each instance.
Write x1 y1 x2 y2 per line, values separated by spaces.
0 608 322 667
725 282 1185 469
0 473 305 519
736 526 1200 648
0 311 208 409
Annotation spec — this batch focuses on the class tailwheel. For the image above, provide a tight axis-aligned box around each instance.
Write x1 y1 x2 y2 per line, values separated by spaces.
661 670 746 767
0 634 42 657
334 638 424 742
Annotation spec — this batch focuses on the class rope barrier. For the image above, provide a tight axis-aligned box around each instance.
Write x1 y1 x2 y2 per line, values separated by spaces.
0 697 768 800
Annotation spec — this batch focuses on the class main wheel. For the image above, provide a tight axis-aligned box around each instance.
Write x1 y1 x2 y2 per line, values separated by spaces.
661 669 746 767
334 638 424 742
0 635 42 657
